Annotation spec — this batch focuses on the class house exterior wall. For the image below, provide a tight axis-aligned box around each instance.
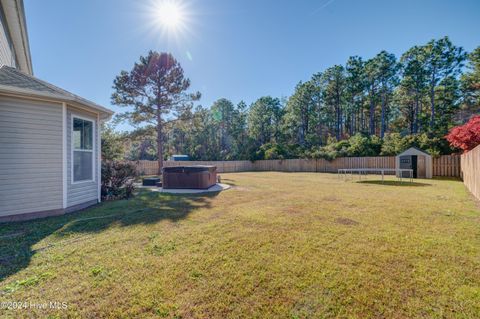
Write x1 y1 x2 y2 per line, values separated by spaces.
66 105 99 208
0 96 63 217
0 7 16 69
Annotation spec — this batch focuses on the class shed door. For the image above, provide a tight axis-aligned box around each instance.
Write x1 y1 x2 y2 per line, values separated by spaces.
411 155 418 178
417 155 426 178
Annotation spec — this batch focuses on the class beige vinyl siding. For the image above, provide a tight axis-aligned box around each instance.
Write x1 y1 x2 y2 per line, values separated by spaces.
67 105 99 207
0 10 15 68
0 96 62 216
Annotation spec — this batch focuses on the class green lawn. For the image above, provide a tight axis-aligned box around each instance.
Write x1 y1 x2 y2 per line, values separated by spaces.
1 172 479 318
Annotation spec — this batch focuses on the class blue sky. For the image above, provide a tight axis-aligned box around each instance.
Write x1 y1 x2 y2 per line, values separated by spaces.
25 0 480 131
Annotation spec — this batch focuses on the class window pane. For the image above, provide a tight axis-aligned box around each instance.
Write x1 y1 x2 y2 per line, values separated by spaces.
73 118 83 149
83 120 93 150
74 151 93 181
73 117 93 150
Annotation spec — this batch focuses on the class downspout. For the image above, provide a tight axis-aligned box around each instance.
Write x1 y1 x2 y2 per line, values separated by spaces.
62 102 67 209
97 113 101 203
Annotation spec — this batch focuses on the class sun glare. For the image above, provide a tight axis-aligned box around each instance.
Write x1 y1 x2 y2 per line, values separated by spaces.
142 0 195 46
155 0 185 31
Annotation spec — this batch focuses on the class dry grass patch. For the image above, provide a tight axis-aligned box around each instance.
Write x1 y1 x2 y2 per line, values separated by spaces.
1 172 479 318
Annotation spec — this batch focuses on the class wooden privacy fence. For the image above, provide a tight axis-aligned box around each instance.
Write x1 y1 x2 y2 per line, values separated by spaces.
131 160 158 175
433 155 461 177
252 157 396 173
461 145 480 201
132 155 457 177
165 160 254 173
131 160 254 175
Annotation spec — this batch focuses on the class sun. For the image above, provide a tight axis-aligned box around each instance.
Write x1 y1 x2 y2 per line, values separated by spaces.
142 0 194 44
154 0 186 31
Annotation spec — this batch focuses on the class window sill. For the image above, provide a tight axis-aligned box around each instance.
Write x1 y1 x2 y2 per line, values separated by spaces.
72 179 95 185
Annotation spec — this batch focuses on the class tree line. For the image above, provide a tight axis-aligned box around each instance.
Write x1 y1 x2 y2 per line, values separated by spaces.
105 37 480 166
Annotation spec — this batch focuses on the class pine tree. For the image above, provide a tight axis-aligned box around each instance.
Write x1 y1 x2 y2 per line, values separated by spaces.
112 51 200 174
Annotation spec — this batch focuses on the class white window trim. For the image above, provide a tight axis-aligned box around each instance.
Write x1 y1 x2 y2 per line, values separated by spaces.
71 114 96 184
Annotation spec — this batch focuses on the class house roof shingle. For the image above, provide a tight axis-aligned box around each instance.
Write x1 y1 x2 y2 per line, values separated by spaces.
0 65 113 116
0 65 57 93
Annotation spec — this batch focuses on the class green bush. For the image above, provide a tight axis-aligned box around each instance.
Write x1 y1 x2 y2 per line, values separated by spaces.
346 134 382 156
381 133 453 157
381 133 410 155
251 143 300 160
101 161 138 200
306 134 382 160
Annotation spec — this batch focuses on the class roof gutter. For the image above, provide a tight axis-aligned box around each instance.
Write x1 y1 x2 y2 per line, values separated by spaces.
0 0 33 74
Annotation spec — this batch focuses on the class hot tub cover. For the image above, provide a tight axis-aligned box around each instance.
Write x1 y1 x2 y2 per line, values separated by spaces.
163 165 216 173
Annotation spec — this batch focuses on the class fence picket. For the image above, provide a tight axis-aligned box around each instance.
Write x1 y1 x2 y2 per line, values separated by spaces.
461 145 480 200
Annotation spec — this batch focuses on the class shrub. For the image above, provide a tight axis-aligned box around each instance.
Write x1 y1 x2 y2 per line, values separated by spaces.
446 115 480 152
346 134 382 157
251 143 300 160
307 147 341 161
307 134 381 160
101 161 138 200
381 133 409 155
413 134 448 157
381 133 453 157
101 123 125 161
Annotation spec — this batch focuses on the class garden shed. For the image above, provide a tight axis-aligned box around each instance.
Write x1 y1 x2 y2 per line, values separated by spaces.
395 147 432 179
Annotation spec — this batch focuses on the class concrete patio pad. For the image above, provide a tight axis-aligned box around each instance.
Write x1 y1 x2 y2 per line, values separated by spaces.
137 183 231 194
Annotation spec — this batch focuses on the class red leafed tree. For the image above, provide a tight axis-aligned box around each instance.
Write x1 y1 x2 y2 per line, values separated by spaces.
446 115 480 152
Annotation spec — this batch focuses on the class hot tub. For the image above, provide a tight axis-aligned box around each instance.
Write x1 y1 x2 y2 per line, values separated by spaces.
162 165 217 189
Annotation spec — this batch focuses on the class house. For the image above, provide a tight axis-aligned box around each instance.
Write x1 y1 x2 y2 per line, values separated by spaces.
395 147 433 179
0 0 114 222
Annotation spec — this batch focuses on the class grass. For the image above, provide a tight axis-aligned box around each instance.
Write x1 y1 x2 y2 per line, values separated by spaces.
1 172 480 318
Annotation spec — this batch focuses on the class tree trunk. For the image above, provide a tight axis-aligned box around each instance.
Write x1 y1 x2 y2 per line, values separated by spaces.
339 104 343 138
380 93 386 138
430 82 435 131
299 126 305 145
317 111 323 144
409 103 415 134
299 110 307 145
353 110 356 133
369 86 376 135
157 116 163 176
429 69 436 132
319 125 323 145
336 88 341 140
360 109 364 133
335 105 341 140
413 94 419 134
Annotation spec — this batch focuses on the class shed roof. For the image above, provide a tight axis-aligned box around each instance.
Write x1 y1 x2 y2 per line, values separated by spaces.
397 147 431 157
0 65 114 118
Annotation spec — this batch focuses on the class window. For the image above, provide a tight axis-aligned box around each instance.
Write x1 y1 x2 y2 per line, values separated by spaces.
72 117 94 182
